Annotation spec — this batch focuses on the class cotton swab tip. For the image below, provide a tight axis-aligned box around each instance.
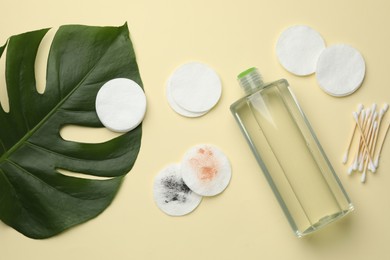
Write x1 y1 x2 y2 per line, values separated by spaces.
353 112 359 121
372 111 378 121
380 109 385 117
365 108 371 117
368 163 375 173
342 152 348 164
347 165 354 175
358 160 364 172
357 103 364 113
383 103 389 112
361 171 366 183
374 157 379 168
361 110 366 119
353 156 359 170
371 103 377 112
369 162 376 173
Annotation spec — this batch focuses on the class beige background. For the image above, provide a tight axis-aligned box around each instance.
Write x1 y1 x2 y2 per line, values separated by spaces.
1 0 390 259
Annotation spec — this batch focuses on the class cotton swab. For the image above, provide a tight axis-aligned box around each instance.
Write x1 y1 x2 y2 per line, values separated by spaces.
352 154 359 171
360 122 377 183
383 103 389 113
361 170 367 183
354 109 372 172
368 120 379 172
345 103 389 182
368 107 387 171
371 104 389 168
358 112 377 172
371 103 377 116
348 110 365 173
342 104 364 164
374 122 390 168
359 107 378 183
357 108 371 163
353 112 376 170
347 165 354 175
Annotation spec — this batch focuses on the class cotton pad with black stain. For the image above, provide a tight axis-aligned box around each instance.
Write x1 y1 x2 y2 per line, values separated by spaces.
153 164 202 216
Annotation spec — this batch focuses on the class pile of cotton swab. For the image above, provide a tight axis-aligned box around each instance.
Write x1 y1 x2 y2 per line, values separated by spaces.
343 103 390 183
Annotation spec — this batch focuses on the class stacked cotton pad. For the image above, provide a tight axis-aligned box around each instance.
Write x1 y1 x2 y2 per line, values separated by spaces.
153 144 232 216
276 25 366 96
166 62 222 117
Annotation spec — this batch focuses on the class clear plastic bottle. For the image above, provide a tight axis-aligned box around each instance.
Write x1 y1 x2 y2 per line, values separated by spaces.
230 67 353 237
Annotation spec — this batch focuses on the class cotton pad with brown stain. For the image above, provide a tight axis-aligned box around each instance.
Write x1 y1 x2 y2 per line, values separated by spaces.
181 144 231 196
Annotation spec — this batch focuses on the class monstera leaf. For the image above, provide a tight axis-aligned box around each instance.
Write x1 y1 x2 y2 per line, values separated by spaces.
0 24 143 239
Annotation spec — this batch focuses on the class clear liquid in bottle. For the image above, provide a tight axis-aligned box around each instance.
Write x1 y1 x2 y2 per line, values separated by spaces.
230 68 353 237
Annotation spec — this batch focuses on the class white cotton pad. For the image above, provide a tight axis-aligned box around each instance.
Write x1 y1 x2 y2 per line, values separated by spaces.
316 44 366 96
154 164 202 216
95 78 146 132
166 76 208 117
181 144 231 197
276 25 326 76
169 62 222 113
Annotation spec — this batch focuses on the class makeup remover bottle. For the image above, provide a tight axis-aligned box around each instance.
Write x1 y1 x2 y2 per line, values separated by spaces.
230 67 353 237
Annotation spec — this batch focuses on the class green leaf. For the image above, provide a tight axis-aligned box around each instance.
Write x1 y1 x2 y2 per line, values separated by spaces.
0 23 143 239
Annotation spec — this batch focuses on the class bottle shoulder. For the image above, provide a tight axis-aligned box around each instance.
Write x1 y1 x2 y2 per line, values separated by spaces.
230 78 289 111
